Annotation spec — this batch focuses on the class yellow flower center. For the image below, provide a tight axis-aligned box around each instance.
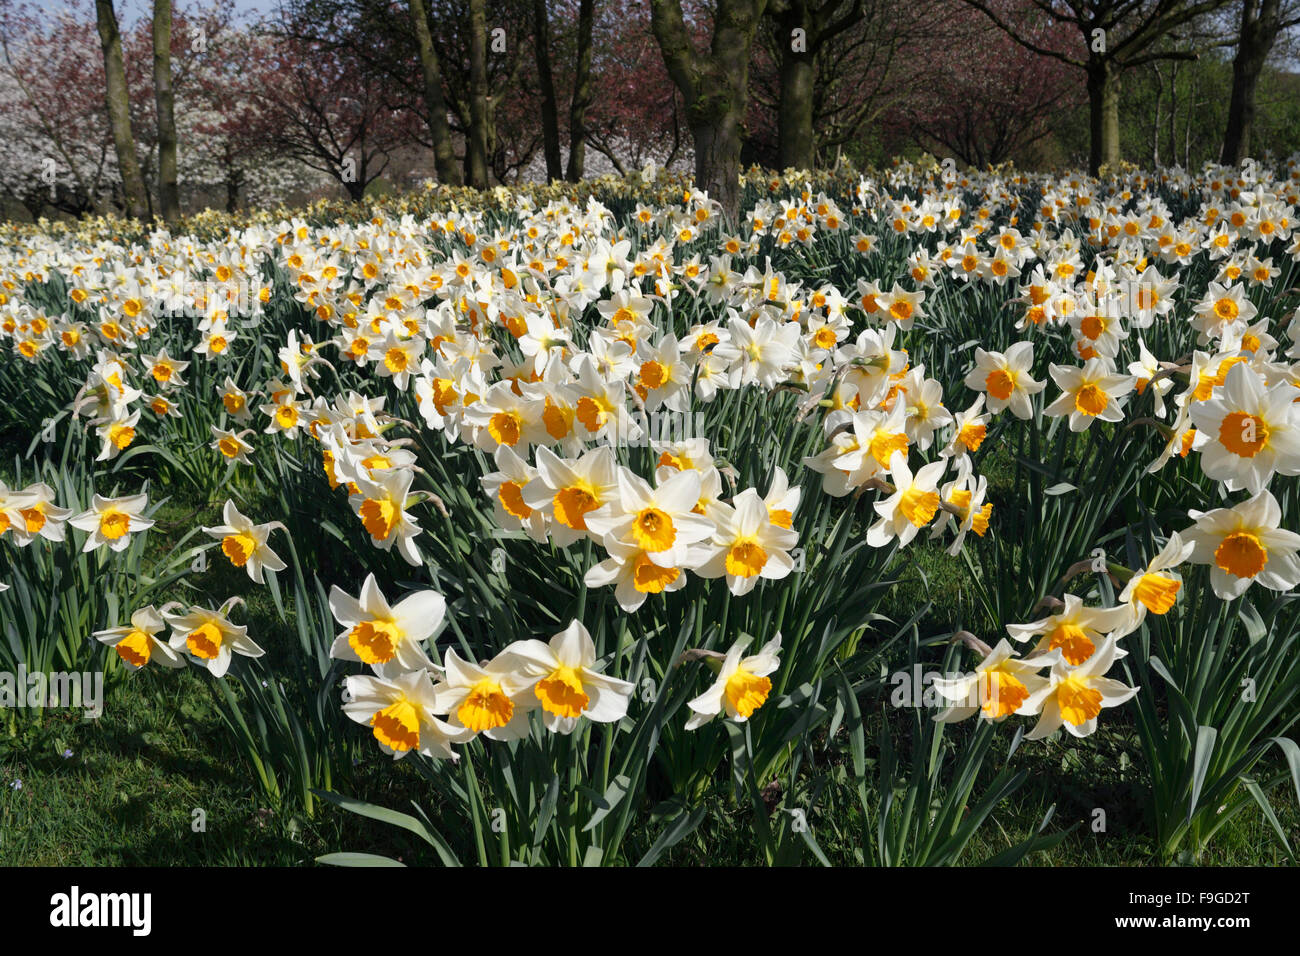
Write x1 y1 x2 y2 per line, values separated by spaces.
498 480 532 520
575 395 608 432
21 504 46 534
187 621 223 660
359 497 398 540
724 667 771 718
1057 676 1103 726
633 552 680 593
371 697 420 751
109 423 135 450
488 411 522 446
899 487 939 527
1213 297 1239 322
985 369 1015 400
640 360 668 389
554 484 598 530
725 540 768 577
116 629 152 668
632 508 676 551
542 400 573 440
221 533 257 568
348 619 403 665
958 422 986 451
1046 622 1094 666
1134 573 1180 614
1074 383 1108 416
457 679 514 732
99 508 131 540
869 431 909 469
275 404 299 430
534 666 589 719
1214 531 1267 579
384 347 410 374
980 667 1028 719
218 437 242 458
1219 411 1268 457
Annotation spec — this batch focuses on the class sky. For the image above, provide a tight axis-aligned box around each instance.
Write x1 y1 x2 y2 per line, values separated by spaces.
117 0 280 27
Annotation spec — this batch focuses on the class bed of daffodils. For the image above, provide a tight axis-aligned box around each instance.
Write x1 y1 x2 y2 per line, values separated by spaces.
3 158 1300 865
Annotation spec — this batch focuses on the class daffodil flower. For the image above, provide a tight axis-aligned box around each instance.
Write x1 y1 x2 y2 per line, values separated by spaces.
522 445 620 547
481 444 548 541
201 500 288 584
933 639 1058 723
432 647 539 741
68 492 155 553
697 489 798 596
344 669 473 760
502 620 635 734
9 482 71 546
328 573 440 672
1006 594 1134 666
210 425 255 465
1022 637 1139 740
1185 489 1300 599
584 533 706 611
94 407 141 462
866 450 947 548
684 634 782 730
348 468 423 565
964 342 1043 419
95 606 186 671
0 482 38 539
585 468 713 563
1116 531 1194 626
163 598 264 678
1044 358 1135 432
1188 361 1300 495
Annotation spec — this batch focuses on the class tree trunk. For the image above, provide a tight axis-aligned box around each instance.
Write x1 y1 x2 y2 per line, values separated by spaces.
1221 0 1281 165
1222 55 1262 165
1151 63 1162 167
778 50 815 170
532 0 562 180
691 102 744 224
565 0 595 181
409 0 462 185
1167 60 1178 166
649 0 763 225
465 0 490 189
153 0 179 222
96 0 149 220
225 167 241 213
1086 58 1121 174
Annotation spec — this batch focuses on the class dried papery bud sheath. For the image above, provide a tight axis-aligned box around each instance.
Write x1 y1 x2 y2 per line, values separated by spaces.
952 630 993 658
676 647 726 669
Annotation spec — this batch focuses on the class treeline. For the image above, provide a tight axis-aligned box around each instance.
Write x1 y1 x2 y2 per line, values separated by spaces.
1 0 1298 222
